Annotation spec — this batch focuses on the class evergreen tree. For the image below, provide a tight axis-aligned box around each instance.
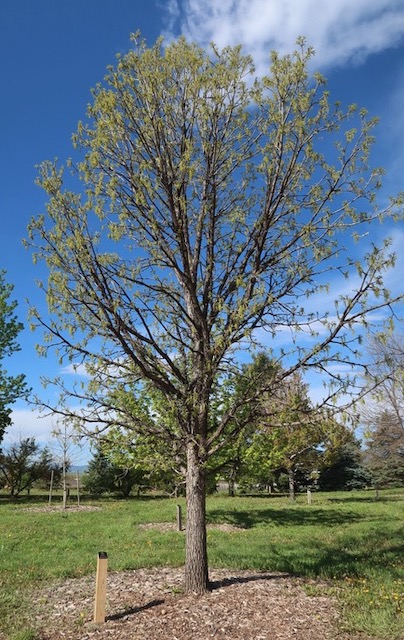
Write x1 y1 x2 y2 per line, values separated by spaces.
318 439 372 490
84 443 145 497
363 411 404 487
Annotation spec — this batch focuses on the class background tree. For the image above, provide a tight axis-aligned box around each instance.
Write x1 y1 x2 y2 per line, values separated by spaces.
100 385 188 495
363 410 404 487
362 334 404 487
240 375 353 498
27 36 403 593
102 352 281 496
204 352 280 496
83 441 145 497
0 437 61 497
363 333 404 424
318 437 372 490
0 271 30 448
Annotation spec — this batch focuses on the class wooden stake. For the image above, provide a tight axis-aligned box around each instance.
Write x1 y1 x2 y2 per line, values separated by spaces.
76 471 80 507
48 469 54 506
307 489 312 505
176 504 183 531
94 552 108 623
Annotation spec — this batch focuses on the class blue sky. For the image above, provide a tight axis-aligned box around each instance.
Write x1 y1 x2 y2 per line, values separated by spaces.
1 0 404 451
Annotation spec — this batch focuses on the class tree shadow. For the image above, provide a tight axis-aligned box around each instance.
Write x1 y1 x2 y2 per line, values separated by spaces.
206 506 361 529
0 493 51 504
327 495 403 504
0 492 169 506
206 503 403 579
265 537 404 580
210 572 291 590
107 598 164 621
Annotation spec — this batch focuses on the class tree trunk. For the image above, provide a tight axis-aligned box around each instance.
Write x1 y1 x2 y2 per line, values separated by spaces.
288 468 295 501
228 468 236 497
185 440 209 593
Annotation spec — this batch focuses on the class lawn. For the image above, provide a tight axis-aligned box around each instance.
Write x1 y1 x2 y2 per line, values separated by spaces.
0 489 403 639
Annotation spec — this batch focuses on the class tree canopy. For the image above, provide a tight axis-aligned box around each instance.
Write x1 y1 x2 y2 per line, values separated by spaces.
0 271 29 447
27 35 403 593
0 438 61 497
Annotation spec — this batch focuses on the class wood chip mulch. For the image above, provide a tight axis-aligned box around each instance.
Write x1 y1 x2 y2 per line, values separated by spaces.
26 566 373 640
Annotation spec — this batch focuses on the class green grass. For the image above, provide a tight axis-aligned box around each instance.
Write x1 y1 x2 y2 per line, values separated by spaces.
0 489 403 639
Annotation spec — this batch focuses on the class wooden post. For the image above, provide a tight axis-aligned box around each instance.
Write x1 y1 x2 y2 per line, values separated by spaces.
94 552 108 623
176 504 183 531
48 470 54 506
62 455 67 509
307 489 312 505
76 471 80 507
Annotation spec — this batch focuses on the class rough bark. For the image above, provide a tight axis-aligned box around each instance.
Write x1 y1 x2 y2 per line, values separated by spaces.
288 468 296 501
185 441 209 593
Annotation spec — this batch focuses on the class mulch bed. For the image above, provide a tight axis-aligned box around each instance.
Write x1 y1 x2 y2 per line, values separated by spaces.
25 566 374 640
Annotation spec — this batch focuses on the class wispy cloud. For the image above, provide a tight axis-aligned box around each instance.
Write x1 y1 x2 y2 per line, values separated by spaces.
164 0 404 73
382 227 404 295
381 65 404 193
60 363 89 377
4 408 57 445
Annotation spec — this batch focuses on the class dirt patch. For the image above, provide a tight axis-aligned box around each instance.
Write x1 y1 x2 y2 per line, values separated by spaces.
28 566 369 640
23 505 102 513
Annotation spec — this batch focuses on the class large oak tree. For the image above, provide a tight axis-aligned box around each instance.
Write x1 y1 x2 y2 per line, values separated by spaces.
27 36 403 593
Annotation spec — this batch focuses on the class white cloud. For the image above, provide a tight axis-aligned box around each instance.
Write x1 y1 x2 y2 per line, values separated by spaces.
164 0 404 73
4 407 91 462
4 408 57 445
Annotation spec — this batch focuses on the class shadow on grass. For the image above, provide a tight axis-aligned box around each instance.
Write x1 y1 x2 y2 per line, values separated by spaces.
236 491 404 505
0 491 170 506
327 495 403 504
207 502 403 580
0 493 52 505
262 537 404 580
206 506 361 529
0 493 107 505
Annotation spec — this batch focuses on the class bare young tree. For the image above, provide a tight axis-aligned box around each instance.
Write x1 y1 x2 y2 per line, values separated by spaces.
26 36 403 593
51 422 84 508
364 333 404 429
